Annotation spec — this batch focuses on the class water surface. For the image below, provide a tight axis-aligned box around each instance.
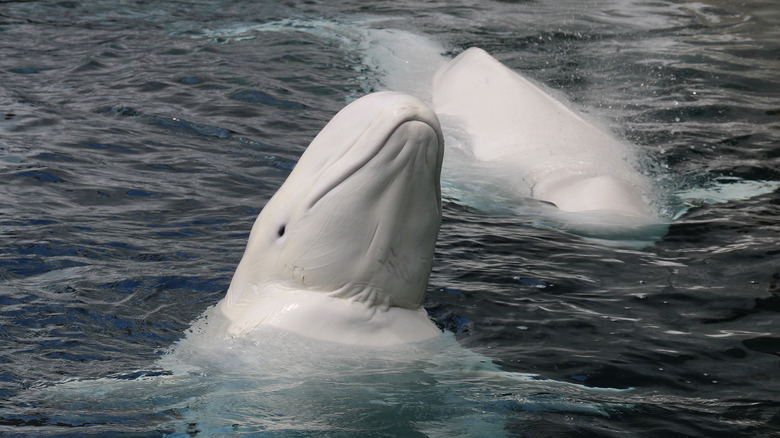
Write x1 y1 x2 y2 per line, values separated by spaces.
1 0 778 436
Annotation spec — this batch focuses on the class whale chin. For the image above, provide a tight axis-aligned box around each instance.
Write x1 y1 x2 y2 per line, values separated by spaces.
212 287 442 346
216 91 445 345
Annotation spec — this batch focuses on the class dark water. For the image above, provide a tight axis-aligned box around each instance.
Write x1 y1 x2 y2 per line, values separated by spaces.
1 0 778 436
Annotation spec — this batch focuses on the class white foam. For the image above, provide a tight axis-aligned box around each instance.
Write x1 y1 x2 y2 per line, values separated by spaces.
672 177 780 215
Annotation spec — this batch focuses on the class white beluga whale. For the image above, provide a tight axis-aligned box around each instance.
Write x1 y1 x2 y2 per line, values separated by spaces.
431 48 667 244
214 91 445 346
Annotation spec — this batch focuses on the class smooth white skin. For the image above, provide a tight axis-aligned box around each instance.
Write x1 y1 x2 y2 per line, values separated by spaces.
215 92 445 345
432 47 655 219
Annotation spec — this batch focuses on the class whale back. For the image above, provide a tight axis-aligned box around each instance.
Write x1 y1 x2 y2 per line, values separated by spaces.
432 48 654 218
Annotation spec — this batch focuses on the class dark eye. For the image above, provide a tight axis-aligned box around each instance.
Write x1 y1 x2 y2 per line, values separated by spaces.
277 225 286 238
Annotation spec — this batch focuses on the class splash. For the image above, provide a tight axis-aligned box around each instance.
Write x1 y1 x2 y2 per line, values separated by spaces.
670 176 780 218
4 309 631 436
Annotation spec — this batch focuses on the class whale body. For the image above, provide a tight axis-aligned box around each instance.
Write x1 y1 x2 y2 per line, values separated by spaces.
431 48 662 239
214 91 445 346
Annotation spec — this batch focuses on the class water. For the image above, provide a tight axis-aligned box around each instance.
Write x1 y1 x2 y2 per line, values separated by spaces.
1 0 778 436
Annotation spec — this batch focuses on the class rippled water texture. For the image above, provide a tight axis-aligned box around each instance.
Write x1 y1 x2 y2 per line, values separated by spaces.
1 0 778 436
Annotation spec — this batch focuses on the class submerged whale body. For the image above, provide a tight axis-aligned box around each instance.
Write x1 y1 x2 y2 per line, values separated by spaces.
431 47 666 243
214 91 445 345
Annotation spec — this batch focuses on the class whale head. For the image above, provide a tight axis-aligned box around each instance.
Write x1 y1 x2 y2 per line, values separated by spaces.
218 92 444 340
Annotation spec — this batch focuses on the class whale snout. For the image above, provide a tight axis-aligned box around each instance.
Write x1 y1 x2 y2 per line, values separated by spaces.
290 91 444 213
359 92 444 173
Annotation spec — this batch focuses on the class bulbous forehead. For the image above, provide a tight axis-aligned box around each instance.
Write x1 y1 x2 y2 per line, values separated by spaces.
265 91 443 219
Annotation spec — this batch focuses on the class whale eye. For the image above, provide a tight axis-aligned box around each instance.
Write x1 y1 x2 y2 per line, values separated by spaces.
277 225 286 238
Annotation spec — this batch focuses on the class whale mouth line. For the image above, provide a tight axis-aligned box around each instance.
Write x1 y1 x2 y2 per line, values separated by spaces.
306 116 440 211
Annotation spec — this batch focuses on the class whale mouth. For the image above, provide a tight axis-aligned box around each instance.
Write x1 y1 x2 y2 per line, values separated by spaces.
305 115 443 212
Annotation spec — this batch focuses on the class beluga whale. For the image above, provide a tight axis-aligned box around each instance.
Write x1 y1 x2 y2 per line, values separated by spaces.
431 47 666 245
213 91 445 346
